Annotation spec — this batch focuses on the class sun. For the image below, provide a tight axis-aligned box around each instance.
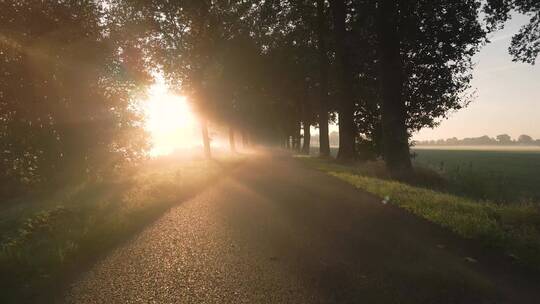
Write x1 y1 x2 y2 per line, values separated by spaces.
143 83 200 156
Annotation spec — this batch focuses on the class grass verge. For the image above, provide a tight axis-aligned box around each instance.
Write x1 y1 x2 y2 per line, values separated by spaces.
300 157 540 271
0 155 243 303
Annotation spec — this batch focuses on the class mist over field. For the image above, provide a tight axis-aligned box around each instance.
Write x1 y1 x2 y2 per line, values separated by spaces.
413 145 540 151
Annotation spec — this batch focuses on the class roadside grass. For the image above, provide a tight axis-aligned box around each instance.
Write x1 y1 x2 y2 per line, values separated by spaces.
300 157 540 271
0 154 243 303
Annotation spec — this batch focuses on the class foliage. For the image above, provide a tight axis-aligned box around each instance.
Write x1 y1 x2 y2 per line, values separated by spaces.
103 0 489 165
349 0 486 135
0 0 150 198
485 0 540 64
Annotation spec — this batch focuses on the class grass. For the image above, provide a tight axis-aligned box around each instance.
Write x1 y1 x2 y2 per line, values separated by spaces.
320 146 540 204
412 149 540 203
300 157 540 271
0 154 243 303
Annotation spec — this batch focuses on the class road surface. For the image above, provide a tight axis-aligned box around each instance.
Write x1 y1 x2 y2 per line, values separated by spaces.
65 152 539 303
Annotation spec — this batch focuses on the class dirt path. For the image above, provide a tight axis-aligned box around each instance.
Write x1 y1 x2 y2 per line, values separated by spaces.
65 152 539 303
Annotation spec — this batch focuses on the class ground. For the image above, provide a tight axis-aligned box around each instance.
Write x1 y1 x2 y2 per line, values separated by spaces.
65 151 539 304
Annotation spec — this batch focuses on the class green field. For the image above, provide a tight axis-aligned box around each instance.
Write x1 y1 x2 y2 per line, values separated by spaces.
412 148 540 204
320 146 540 204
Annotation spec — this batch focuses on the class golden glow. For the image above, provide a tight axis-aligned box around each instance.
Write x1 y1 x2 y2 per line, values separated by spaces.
143 83 199 156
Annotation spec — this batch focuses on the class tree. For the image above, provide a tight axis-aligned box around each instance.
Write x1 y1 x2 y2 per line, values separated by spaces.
315 0 331 157
351 0 486 174
329 0 357 161
119 0 256 158
249 0 323 152
0 0 150 197
485 0 540 64
103 0 487 169
329 131 340 147
497 134 513 144
377 0 412 174
518 134 534 144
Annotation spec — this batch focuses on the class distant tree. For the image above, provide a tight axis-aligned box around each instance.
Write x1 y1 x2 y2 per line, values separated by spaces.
446 137 460 145
518 134 534 144
496 134 513 144
416 135 514 146
329 131 340 147
479 135 498 145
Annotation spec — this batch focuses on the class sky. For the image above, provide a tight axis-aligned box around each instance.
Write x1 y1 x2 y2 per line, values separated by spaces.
413 14 540 141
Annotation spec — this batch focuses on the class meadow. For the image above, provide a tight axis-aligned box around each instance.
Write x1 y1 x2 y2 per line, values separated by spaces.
412 148 540 204
322 146 540 204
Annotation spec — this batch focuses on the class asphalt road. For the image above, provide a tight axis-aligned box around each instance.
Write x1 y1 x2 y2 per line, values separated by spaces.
65 152 539 304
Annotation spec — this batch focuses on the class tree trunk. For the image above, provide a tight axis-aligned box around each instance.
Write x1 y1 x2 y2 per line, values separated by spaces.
377 0 412 175
201 119 211 159
330 0 356 161
295 121 302 152
316 0 331 158
229 126 236 153
302 121 311 154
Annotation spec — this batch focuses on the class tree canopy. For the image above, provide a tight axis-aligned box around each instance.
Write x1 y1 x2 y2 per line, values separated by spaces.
0 0 150 196
3 0 527 195
485 0 540 64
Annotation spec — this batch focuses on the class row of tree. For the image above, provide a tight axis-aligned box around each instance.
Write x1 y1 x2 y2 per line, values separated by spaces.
415 134 540 146
310 132 340 148
123 0 534 174
120 0 488 172
1 0 539 197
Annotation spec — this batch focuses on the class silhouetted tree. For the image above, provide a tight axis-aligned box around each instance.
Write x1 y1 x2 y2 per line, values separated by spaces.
369 0 486 174
315 0 331 157
518 134 534 144
329 0 357 161
118 0 258 158
102 0 487 168
497 134 513 144
485 0 540 64
0 0 150 197
377 0 412 174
